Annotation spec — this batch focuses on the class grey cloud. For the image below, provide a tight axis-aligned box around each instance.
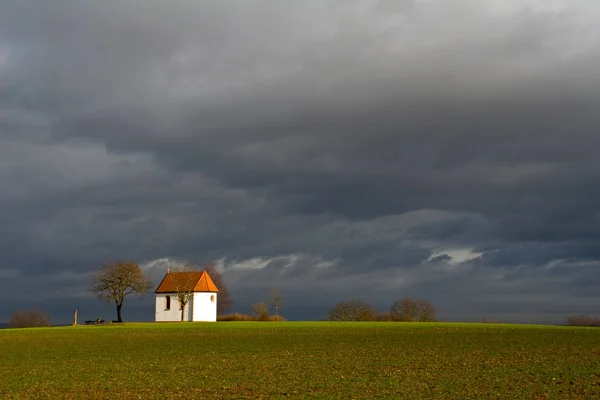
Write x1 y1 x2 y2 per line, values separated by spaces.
2 0 600 324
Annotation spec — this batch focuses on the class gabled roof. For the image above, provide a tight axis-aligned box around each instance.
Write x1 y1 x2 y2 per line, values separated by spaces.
155 271 219 293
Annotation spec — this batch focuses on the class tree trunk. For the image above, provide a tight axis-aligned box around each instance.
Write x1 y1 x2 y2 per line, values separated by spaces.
117 303 123 322
181 304 185 322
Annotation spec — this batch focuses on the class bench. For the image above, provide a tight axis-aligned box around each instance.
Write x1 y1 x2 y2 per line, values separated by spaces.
84 320 105 325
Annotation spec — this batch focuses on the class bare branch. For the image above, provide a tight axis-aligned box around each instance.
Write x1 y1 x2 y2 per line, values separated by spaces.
390 298 437 322
165 260 201 322
328 300 376 321
89 261 153 322
8 309 52 328
271 289 282 322
203 263 232 315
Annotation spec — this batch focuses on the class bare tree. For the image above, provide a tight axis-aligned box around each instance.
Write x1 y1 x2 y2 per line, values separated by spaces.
390 298 418 321
328 300 377 321
167 261 201 322
90 261 152 322
251 301 270 321
417 300 437 322
390 298 437 322
8 309 52 328
271 289 282 322
203 263 232 315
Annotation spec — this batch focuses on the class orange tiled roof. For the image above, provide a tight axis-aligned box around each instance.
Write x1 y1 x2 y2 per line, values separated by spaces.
155 271 219 293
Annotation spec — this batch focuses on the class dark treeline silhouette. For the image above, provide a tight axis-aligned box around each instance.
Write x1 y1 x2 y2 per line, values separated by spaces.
567 315 600 327
328 298 437 322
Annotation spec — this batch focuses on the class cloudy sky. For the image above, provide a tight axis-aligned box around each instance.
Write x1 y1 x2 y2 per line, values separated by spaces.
1 0 600 325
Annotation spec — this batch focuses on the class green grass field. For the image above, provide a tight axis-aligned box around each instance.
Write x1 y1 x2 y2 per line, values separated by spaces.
1 322 600 399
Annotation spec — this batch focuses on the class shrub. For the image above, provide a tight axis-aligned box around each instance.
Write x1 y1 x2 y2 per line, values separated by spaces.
8 309 52 328
251 302 270 321
265 315 286 322
217 313 286 322
374 312 392 322
217 313 254 322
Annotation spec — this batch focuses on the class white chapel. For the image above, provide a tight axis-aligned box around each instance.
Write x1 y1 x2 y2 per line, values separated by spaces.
154 270 219 322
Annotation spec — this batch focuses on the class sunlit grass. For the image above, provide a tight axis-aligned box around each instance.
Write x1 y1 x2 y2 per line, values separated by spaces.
2 322 599 399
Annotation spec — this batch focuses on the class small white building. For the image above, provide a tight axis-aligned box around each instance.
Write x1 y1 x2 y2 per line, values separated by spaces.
154 271 219 322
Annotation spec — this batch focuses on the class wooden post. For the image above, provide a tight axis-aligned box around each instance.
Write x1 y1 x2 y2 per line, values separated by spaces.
73 309 78 326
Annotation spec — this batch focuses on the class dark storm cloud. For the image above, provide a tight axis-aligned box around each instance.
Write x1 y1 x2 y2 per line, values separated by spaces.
1 0 600 324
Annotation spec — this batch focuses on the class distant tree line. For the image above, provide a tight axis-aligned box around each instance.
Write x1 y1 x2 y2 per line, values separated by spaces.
327 298 437 322
567 315 600 327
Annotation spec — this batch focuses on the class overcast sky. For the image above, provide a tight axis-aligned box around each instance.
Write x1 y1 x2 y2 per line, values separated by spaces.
1 0 600 325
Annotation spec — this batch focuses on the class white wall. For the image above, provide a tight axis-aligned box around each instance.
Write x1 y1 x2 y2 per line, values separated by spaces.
192 292 217 322
155 292 217 322
155 293 192 322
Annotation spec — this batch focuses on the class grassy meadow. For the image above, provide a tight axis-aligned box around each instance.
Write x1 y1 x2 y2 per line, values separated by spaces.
1 322 600 399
